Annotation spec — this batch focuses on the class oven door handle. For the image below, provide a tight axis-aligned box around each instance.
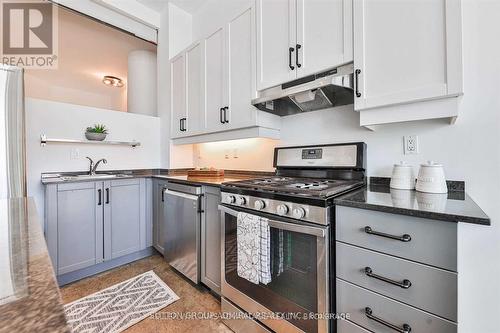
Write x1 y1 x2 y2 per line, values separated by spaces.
218 204 326 237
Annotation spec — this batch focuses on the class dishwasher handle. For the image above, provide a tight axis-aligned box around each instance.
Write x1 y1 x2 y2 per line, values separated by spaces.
164 188 200 201
164 189 203 213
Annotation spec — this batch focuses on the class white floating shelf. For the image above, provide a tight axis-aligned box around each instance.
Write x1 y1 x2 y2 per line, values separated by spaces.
40 134 141 147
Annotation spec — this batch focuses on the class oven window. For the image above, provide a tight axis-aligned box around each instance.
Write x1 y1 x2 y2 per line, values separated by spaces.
225 213 318 332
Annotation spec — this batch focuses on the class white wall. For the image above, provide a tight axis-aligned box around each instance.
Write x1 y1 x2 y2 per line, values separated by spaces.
26 98 161 225
193 138 277 171
169 3 193 58
157 5 171 168
181 1 500 331
192 0 253 40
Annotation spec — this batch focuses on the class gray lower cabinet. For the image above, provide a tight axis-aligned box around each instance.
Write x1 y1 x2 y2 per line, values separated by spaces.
104 179 147 260
200 186 221 294
45 178 148 277
335 205 458 333
152 179 168 254
50 181 104 275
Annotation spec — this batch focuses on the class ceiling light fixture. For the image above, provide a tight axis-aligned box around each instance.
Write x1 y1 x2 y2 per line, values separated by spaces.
102 75 124 87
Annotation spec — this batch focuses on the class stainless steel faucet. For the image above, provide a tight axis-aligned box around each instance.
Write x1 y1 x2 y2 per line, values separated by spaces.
85 157 107 175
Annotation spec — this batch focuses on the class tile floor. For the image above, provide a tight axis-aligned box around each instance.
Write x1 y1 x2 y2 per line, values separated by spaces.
60 254 232 333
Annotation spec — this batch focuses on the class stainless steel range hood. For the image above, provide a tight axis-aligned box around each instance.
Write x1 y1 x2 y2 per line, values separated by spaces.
252 63 354 116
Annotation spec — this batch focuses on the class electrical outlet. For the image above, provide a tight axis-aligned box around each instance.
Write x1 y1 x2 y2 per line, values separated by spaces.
404 135 419 155
70 148 80 159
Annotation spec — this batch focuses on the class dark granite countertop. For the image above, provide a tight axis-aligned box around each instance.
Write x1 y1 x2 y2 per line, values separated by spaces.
151 174 258 186
41 168 273 187
0 197 70 333
334 179 490 225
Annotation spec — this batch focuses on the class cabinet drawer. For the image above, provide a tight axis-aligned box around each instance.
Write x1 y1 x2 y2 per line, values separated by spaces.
337 319 371 333
337 242 457 321
337 279 457 333
336 206 457 271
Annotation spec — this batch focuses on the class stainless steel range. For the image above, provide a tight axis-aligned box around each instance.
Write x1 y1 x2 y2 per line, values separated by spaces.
219 142 366 333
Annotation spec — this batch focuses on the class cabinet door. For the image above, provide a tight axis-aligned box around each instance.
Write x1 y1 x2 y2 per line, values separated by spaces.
296 0 353 78
170 53 186 137
153 180 167 255
256 0 296 90
205 28 226 132
186 42 205 134
104 179 144 260
200 186 222 294
56 182 103 275
353 0 463 110
225 7 257 129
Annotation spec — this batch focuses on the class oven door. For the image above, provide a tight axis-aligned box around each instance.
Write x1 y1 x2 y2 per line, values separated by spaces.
219 204 329 333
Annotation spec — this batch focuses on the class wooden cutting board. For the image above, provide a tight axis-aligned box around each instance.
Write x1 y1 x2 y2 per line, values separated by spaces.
187 169 225 177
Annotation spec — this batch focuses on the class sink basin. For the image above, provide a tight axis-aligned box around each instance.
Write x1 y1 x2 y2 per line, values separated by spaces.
60 173 132 181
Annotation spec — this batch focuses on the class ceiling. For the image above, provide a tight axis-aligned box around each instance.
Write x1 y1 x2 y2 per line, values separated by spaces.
138 0 205 14
25 7 156 112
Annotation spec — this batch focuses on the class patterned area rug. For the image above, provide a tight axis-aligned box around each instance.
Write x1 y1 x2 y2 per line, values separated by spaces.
64 271 179 333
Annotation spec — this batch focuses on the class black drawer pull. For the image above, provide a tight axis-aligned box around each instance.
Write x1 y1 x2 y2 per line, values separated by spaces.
296 44 302 68
364 226 411 242
365 307 411 333
355 69 361 97
289 47 295 70
364 267 412 289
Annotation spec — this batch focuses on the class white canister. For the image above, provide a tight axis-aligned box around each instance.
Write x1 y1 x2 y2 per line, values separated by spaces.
416 161 448 194
390 161 416 190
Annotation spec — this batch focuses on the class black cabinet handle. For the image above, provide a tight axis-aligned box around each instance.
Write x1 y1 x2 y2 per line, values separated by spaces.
97 189 102 206
355 69 361 97
197 194 204 213
105 188 110 204
223 106 229 123
364 226 411 242
179 118 183 131
161 188 165 202
365 307 411 333
289 47 295 70
296 44 301 68
364 267 412 289
220 108 224 124
180 118 187 131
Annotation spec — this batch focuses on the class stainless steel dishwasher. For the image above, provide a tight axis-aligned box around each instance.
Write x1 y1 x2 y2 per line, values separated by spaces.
163 182 203 284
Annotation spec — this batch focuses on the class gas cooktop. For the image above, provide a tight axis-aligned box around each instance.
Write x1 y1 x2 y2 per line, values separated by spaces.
222 176 365 199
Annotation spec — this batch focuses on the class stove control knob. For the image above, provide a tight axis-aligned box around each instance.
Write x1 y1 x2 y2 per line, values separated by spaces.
254 200 266 210
292 207 306 219
236 196 246 206
276 204 289 216
225 195 236 204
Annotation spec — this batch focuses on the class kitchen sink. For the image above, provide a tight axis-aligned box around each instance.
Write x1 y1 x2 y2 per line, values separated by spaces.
59 173 132 181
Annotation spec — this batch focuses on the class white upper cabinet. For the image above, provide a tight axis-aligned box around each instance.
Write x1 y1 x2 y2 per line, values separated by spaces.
296 0 353 78
186 42 205 134
225 7 257 129
205 28 227 133
256 0 296 90
256 0 352 90
170 4 280 143
353 0 463 111
170 54 186 138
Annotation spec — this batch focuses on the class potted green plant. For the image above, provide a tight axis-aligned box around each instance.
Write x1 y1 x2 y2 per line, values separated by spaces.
85 124 108 141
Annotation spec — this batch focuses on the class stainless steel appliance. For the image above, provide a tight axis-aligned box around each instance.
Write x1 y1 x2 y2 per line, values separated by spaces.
220 142 366 333
163 182 203 284
0 64 26 199
251 63 354 116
